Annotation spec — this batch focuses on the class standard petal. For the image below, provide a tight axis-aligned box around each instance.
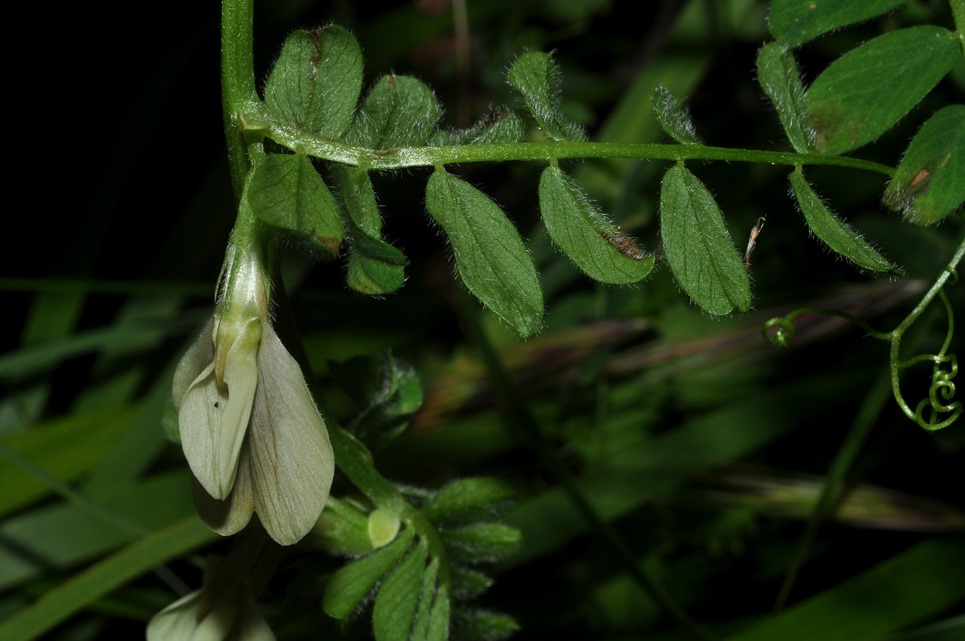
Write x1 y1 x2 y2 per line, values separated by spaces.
192 446 256 537
179 316 260 499
247 324 335 546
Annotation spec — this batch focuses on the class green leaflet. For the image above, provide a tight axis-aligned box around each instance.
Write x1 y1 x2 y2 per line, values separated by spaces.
652 85 702 145
409 557 440 641
538 166 654 285
246 154 345 255
373 540 428 641
330 352 423 446
323 527 414 620
807 26 958 155
883 105 965 226
659 165 751 316
454 610 520 641
346 75 441 149
443 522 522 564
756 43 814 153
335 166 407 294
507 51 586 142
314 496 374 556
337 166 382 235
424 586 450 641
429 107 526 146
264 26 363 140
425 170 544 337
769 0 908 47
424 477 515 526
450 567 494 601
346 233 408 295
789 170 895 273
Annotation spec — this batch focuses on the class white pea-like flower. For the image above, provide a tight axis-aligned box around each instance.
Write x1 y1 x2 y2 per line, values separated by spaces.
146 584 275 641
147 550 275 641
173 240 335 546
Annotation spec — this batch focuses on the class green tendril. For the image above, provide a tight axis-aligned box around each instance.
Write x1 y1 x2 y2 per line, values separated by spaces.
764 236 963 431
891 287 961 431
762 317 795 346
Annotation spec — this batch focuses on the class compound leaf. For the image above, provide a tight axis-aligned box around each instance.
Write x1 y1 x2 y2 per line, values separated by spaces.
790 170 895 272
807 26 958 155
425 170 543 337
883 105 965 226
538 166 654 285
659 165 751 316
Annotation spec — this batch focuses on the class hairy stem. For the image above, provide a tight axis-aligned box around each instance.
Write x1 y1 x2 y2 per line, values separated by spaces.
951 0 965 52
222 0 259 196
263 121 895 175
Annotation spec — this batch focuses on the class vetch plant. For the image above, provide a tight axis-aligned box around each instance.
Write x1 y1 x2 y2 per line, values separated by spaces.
182 0 965 636
1 3 963 641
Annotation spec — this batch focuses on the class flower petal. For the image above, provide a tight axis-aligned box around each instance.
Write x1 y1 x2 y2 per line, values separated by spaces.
230 592 277 641
172 316 215 408
146 580 276 641
192 448 255 537
248 323 335 545
178 317 260 499
146 588 242 641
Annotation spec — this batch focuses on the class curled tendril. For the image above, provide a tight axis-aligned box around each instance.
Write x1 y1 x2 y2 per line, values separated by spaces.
893 288 961 431
759 258 962 432
763 306 888 348
763 316 795 346
905 355 960 430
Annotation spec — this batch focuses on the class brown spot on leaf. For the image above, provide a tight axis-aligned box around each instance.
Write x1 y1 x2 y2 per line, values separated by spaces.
315 235 341 255
909 168 931 190
603 233 647 260
307 28 324 69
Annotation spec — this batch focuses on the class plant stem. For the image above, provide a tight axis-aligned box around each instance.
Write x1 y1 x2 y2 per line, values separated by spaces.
893 234 965 337
264 122 895 175
222 0 259 197
951 0 965 52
